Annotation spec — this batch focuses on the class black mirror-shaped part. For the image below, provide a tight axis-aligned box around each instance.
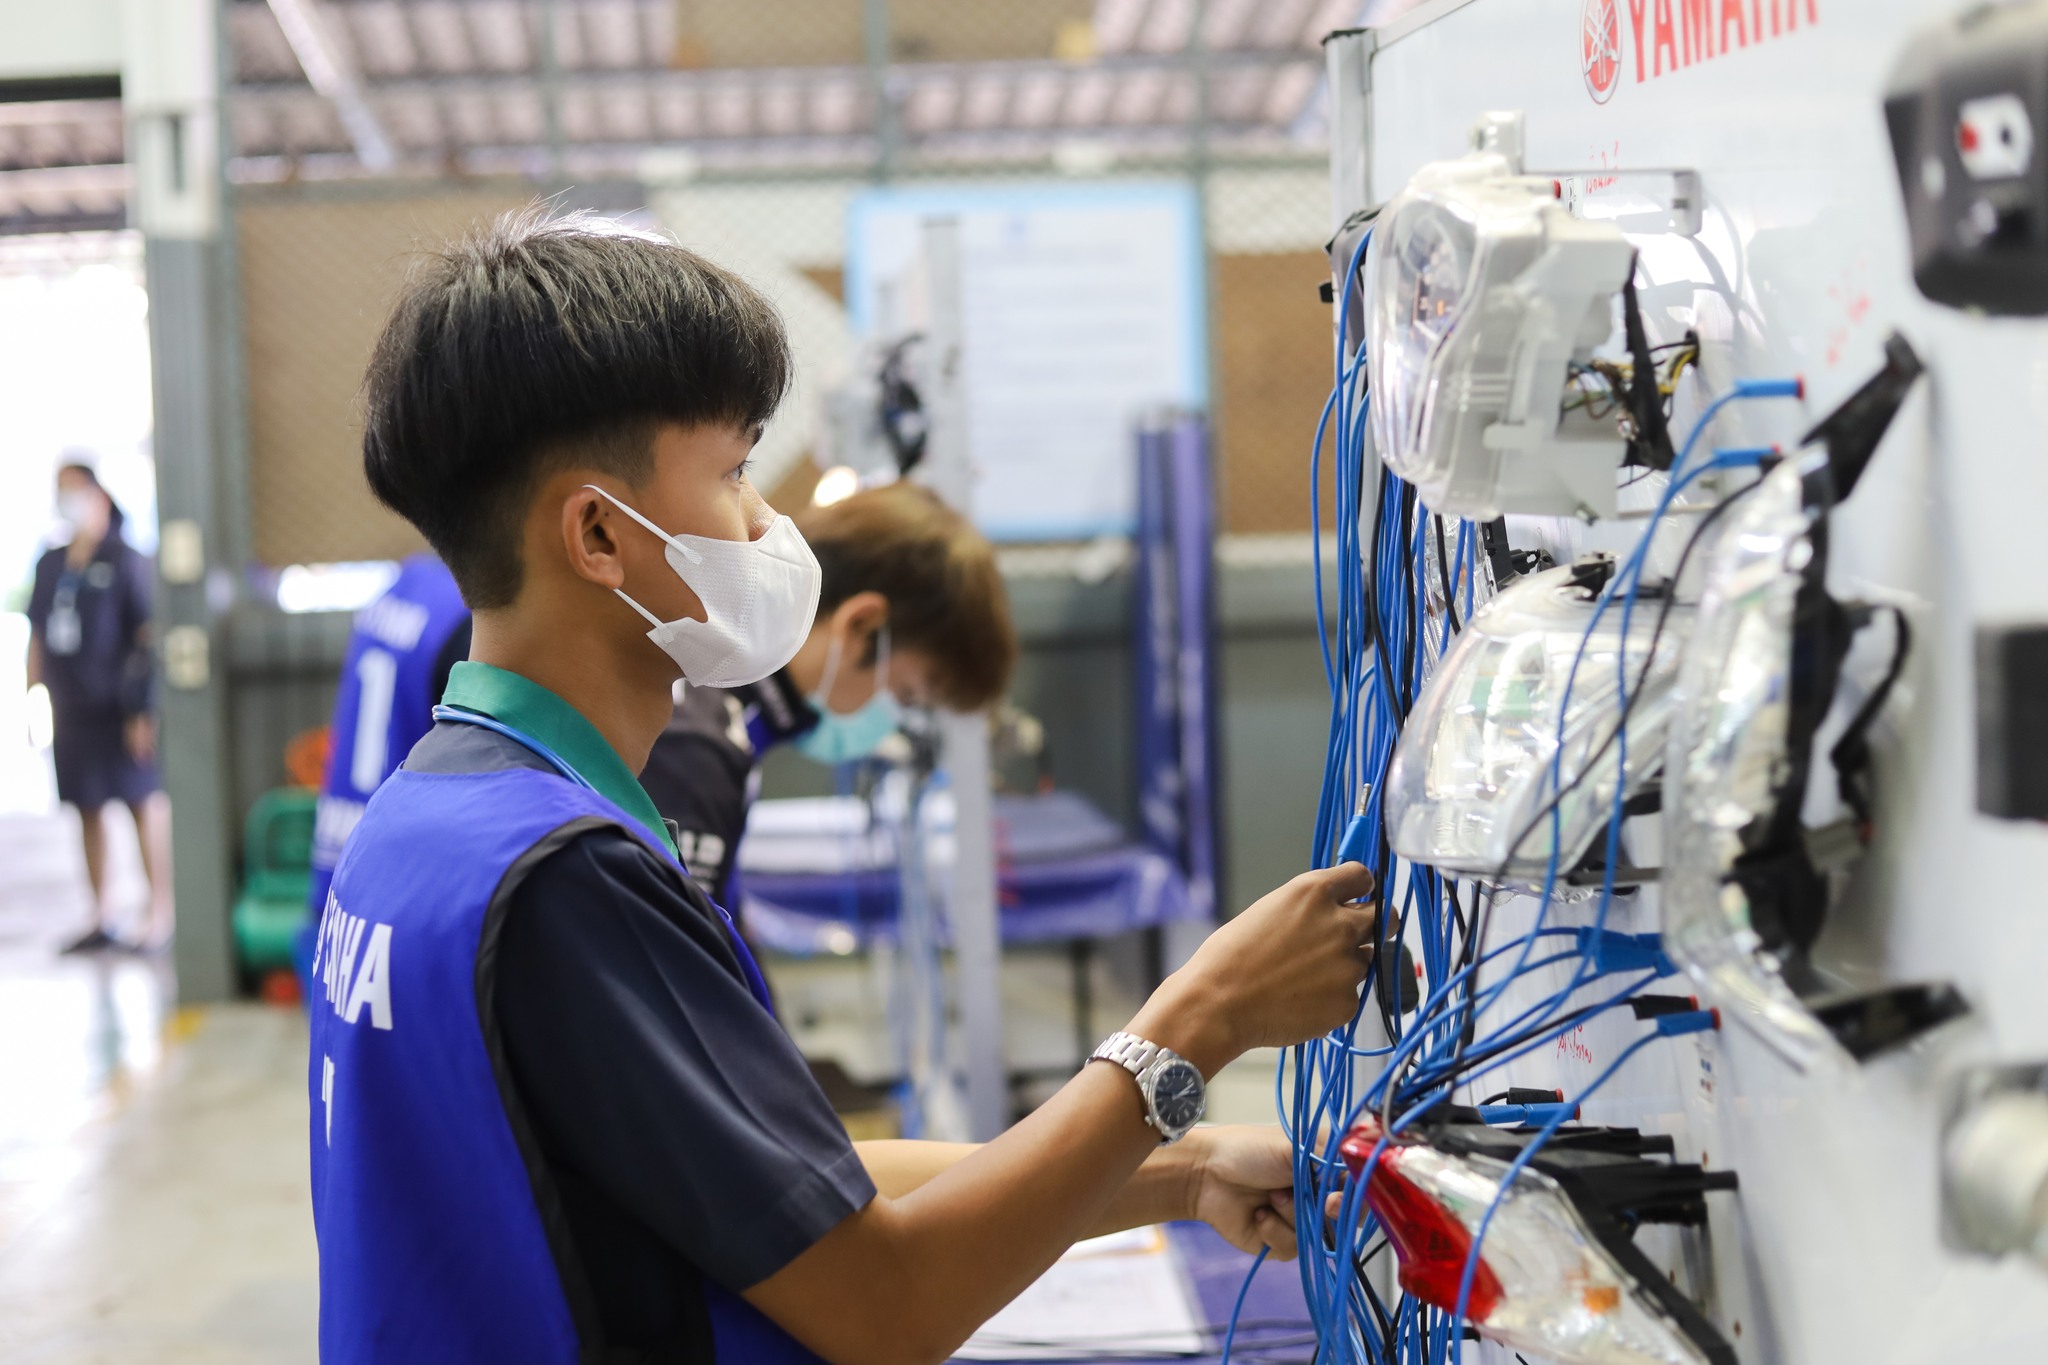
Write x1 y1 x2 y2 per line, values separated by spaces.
1799 331 1926 502
1712 335 1958 1063
1885 2 2048 314
1809 982 1971 1062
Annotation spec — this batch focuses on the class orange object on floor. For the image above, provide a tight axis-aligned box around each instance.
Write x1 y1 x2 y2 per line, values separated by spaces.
284 726 330 790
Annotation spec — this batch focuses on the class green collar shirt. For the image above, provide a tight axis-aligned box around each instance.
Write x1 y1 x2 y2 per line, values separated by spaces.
439 661 679 859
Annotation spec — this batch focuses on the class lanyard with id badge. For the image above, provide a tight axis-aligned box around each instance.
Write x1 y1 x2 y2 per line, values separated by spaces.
45 561 114 658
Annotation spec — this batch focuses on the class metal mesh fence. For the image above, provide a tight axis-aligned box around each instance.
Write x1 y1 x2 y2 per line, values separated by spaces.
238 188 529 566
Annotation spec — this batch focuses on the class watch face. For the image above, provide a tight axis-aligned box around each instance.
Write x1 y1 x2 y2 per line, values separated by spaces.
1149 1059 1205 1132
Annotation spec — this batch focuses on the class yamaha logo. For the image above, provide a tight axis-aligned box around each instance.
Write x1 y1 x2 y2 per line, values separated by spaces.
1583 0 1820 105
1583 0 1622 104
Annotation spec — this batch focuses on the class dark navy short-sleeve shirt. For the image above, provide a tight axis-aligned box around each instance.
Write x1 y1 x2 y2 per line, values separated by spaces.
404 722 874 1357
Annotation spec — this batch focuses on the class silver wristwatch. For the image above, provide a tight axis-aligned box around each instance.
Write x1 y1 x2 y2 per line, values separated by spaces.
1089 1031 1206 1144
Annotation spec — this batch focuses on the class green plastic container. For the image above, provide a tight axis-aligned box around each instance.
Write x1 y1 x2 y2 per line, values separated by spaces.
231 788 319 973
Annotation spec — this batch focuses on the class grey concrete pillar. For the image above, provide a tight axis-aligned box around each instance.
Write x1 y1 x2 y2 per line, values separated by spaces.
125 0 238 1001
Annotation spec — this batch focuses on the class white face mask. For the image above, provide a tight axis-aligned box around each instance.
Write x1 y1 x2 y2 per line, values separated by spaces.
585 485 822 688
57 490 96 527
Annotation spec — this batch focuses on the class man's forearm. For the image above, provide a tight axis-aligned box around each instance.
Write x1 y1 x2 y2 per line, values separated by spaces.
854 1133 1197 1236
755 1061 1173 1365
855 1140 974 1200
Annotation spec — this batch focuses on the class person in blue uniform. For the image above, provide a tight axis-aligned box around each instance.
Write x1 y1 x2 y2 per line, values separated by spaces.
25 462 172 953
307 552 471 919
638 481 1012 908
310 209 1382 1365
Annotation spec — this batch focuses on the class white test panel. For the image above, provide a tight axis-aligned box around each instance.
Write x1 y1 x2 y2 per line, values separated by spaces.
1345 2 2048 1361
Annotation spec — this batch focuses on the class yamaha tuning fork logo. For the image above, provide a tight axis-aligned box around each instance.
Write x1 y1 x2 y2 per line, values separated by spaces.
1583 0 1623 104
1581 0 1820 104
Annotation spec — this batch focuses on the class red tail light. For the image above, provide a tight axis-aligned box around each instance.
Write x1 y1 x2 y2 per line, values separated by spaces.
1362 1141 1505 1318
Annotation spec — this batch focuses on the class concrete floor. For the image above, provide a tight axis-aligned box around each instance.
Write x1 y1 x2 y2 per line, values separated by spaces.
0 807 319 1365
0 797 1279 1365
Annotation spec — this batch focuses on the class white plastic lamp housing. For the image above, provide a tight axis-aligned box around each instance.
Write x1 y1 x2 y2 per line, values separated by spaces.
1661 454 1848 1072
1367 151 1636 520
1386 564 1691 884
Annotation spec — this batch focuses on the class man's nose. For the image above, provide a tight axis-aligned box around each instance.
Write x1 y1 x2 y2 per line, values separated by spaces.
743 484 776 540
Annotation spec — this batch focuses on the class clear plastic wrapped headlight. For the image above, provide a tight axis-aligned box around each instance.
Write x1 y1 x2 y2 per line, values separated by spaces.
1386 564 1691 885
1660 454 1849 1071
1367 151 1636 521
1340 1120 1727 1365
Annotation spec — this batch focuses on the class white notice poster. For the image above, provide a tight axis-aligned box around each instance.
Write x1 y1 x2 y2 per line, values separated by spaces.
847 182 1206 541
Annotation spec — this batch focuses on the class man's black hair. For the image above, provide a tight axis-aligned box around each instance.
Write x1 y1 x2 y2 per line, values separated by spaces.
362 207 792 609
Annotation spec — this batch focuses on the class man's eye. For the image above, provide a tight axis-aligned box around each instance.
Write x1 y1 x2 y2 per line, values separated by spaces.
731 458 755 481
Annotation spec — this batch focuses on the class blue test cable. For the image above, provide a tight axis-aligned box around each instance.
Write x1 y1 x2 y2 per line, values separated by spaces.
1218 1245 1270 1365
1325 388 1792 1363
1281 251 1802 1365
1442 391 1799 1068
1387 382 1795 1362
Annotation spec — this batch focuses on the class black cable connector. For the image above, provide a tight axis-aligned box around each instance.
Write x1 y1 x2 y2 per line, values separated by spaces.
1479 1086 1566 1107
1628 994 1701 1020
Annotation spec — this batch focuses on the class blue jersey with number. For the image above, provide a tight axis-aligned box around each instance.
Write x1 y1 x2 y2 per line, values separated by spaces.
309 762 827 1363
308 554 469 914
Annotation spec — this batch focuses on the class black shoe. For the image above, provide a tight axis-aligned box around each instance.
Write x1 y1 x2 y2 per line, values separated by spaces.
58 926 117 955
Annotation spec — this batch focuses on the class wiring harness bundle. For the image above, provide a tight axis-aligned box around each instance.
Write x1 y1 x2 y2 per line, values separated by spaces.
1259 227 1960 1365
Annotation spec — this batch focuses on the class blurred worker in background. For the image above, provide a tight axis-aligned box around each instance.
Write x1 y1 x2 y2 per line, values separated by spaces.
307 552 471 918
640 481 1013 907
24 461 172 953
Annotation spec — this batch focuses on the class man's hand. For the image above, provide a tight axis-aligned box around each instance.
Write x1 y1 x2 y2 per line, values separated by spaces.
1180 1126 1298 1260
1132 863 1380 1075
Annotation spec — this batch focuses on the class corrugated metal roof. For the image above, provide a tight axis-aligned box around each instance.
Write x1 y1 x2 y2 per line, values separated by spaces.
0 0 1367 233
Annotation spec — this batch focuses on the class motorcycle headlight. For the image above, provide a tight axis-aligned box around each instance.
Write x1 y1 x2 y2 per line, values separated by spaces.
1387 564 1692 884
1367 152 1636 521
1661 454 1846 1071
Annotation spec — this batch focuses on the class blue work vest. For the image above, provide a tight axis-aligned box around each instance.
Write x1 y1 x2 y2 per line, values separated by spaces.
309 554 471 915
308 760 825 1364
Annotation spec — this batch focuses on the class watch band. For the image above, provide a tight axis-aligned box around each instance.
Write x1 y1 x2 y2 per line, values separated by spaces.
1090 1030 1162 1078
1090 1030 1201 1144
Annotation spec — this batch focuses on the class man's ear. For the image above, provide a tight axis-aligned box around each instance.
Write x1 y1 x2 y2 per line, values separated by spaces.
833 591 889 667
839 589 888 638
559 484 628 590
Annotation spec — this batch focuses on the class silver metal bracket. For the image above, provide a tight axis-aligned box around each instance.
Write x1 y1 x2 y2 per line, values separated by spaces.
1471 111 1526 171
1551 168 1705 237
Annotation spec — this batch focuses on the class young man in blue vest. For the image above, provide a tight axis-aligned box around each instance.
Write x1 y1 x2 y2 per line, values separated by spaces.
309 209 1382 1365
307 551 471 919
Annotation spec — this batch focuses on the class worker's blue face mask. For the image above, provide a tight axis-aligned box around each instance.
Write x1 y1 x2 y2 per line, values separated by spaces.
794 623 899 765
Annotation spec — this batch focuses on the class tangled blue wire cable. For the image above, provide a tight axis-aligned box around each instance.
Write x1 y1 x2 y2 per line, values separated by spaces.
1278 241 1801 1364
